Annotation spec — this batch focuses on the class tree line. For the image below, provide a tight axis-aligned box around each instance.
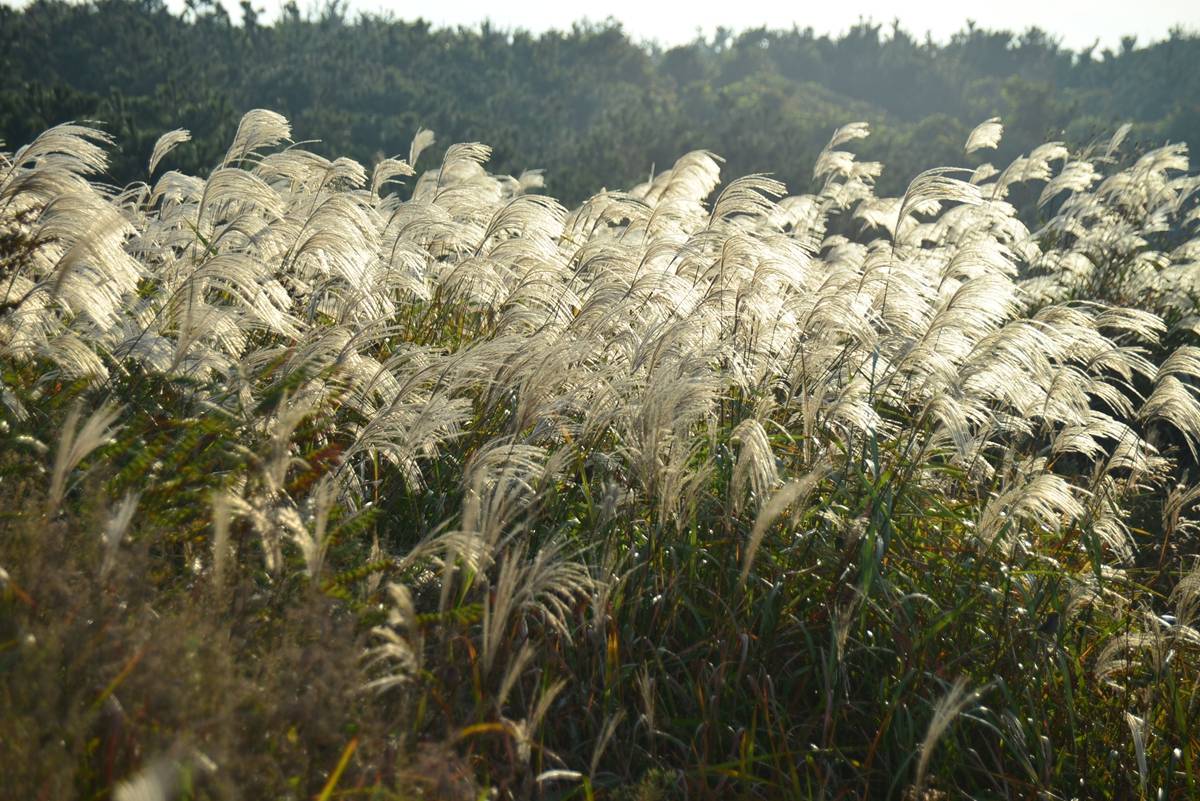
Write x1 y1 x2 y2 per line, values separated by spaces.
2 0 1197 201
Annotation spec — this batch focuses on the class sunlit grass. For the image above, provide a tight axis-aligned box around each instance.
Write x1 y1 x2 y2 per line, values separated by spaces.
2 112 1199 799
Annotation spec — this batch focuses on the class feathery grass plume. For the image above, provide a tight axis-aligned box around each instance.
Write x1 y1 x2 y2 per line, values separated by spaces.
42 331 109 381
1095 625 1169 688
494 641 537 714
481 540 593 674
113 756 178 801
1140 375 1200 461
148 129 191 176
814 147 862 184
1126 712 1150 798
965 117 1003 154
221 109 291 167
636 149 722 209
196 167 285 225
977 468 1086 550
370 157 415 196
111 748 215 801
409 127 435 168
829 121 871 149
343 390 471 489
100 492 139 579
1157 345 1200 382
913 678 984 796
970 162 999 185
589 710 626 780
730 417 780 516
7 122 113 177
1106 123 1134 158
897 168 984 232
437 142 492 181
291 475 337 579
992 142 1069 198
1039 161 1099 208
1163 483 1200 545
47 402 121 516
1170 557 1200 627
363 582 421 694
740 460 829 585
36 190 141 323
221 492 286 575
708 174 786 225
507 678 567 764
536 769 583 787
463 439 553 510
517 169 545 193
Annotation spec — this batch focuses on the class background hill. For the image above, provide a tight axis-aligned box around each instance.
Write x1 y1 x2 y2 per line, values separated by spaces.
2 0 1198 200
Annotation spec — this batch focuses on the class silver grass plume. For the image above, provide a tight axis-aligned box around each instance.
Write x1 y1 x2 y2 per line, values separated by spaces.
913 678 985 796
47 403 122 516
100 493 140 579
409 127 435 168
221 109 291 166
1106 123 1133 158
730 417 780 516
740 460 830 585
148 129 191 176
965 117 1003 154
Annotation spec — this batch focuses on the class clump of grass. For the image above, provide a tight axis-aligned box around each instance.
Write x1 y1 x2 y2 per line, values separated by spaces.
2 111 1199 799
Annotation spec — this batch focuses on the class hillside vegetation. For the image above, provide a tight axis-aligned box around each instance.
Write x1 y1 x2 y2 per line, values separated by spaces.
1 0 1199 203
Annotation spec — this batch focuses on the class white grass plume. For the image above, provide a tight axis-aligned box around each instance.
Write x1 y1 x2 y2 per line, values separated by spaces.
101 492 140 579
965 117 1003 154
47 403 121 516
913 678 984 796
740 460 830 585
222 109 291 166
409 127 436 168
148 129 191 176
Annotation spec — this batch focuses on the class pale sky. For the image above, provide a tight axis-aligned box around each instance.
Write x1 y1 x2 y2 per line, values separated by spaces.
327 0 1197 51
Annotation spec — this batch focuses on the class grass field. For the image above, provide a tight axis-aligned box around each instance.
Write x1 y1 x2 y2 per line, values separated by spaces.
2 111 1200 799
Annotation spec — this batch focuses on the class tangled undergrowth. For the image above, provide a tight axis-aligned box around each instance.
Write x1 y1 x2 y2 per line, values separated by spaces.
3 111 1200 800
